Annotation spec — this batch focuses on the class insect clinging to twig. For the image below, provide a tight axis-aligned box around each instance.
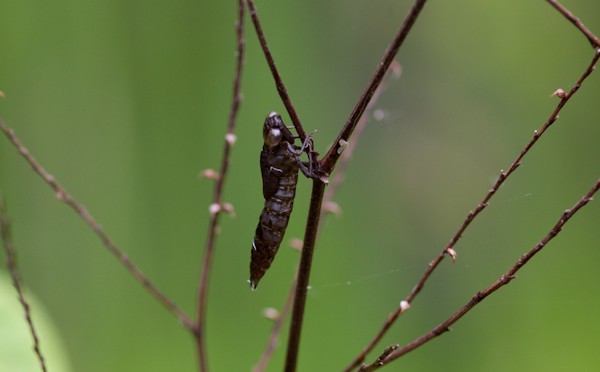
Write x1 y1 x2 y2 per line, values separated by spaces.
249 112 320 290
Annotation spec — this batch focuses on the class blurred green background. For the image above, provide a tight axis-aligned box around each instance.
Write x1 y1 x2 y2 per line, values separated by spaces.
1 1 599 371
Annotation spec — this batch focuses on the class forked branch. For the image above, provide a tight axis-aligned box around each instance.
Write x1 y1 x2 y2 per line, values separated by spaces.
195 0 246 370
245 1 430 370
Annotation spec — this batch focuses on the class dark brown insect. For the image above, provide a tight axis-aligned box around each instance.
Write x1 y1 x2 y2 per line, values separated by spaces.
249 112 315 290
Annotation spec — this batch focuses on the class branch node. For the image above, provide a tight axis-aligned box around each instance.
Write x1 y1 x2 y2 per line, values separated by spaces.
399 300 410 312
445 247 457 261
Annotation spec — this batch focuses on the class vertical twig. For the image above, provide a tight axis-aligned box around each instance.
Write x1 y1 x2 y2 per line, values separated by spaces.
284 179 326 372
282 2 429 370
253 59 400 372
0 197 47 372
195 0 246 370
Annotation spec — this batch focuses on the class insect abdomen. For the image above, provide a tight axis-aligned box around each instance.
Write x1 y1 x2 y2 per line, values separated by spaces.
250 168 298 289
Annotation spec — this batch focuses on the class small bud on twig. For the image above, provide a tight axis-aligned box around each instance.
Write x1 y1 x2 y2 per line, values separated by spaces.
200 168 220 180
322 201 342 216
399 300 410 312
337 139 348 155
209 203 221 216
373 109 386 122
225 133 237 145
262 307 280 321
551 88 566 98
289 238 303 251
390 60 402 79
446 248 457 261
221 202 236 217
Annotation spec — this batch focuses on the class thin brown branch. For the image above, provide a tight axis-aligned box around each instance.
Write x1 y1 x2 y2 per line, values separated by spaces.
0 120 194 331
195 0 246 370
357 344 399 372
376 176 600 368
254 63 400 372
324 61 401 206
245 0 307 142
0 196 47 372
547 0 600 48
320 0 428 173
284 179 326 372
253 273 297 372
345 21 600 372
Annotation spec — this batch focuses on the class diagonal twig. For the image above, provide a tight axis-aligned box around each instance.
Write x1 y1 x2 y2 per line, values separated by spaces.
0 196 47 372
0 120 194 331
547 0 600 48
320 0 429 173
245 0 307 142
284 1 429 370
377 176 600 368
195 0 246 370
345 5 600 370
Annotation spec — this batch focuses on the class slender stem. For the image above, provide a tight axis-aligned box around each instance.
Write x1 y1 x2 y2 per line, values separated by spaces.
0 197 47 372
345 45 600 372
379 177 600 367
547 0 600 47
253 273 298 372
254 59 399 372
195 0 246 370
245 0 307 142
320 0 429 173
284 179 326 372
0 120 194 331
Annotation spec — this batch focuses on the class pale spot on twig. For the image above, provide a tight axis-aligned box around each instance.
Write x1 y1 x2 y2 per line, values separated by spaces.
551 88 566 98
262 307 280 321
373 109 386 122
322 201 342 216
446 248 457 261
337 139 348 155
221 202 236 217
289 238 303 251
399 300 410 312
225 133 237 145
200 168 219 180
209 203 221 216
